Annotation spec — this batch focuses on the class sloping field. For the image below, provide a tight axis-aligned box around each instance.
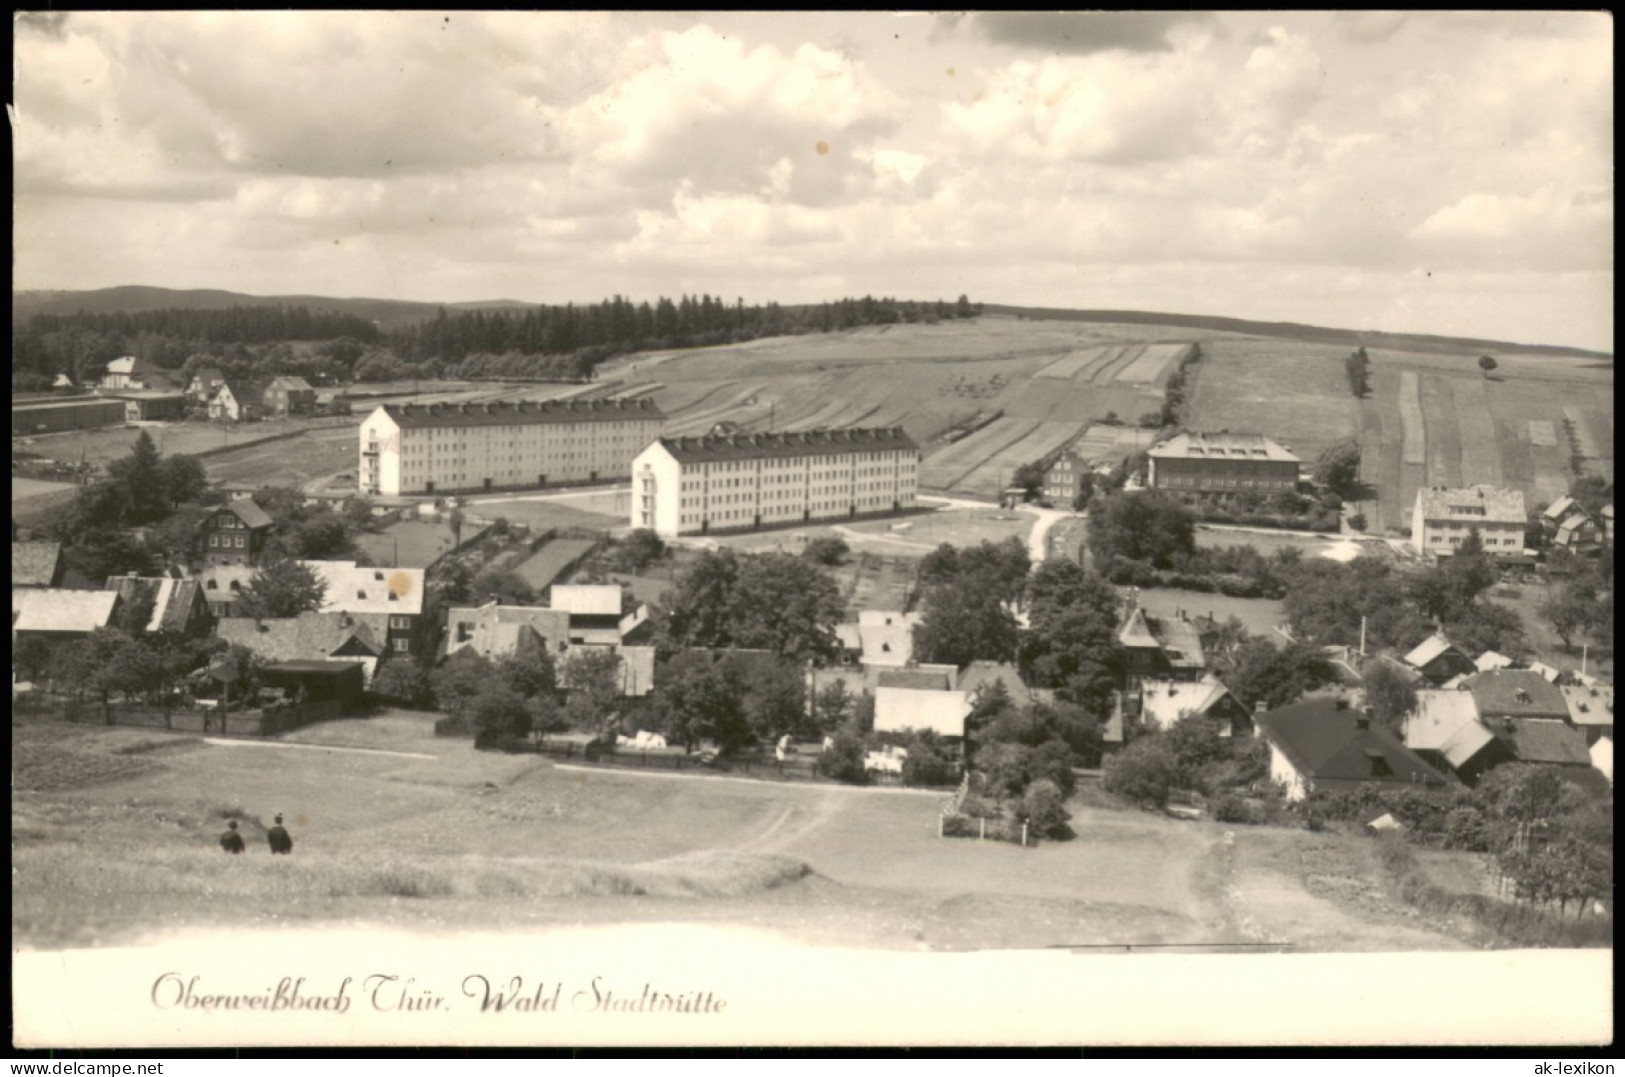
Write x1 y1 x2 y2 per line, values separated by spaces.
919 417 1042 489
1034 349 1097 379
1183 338 1356 467
609 383 662 400
951 420 1091 498
1453 378 1503 488
1003 380 1159 422
663 383 770 436
1528 420 1557 447
1563 406 1602 462
1397 371 1427 466
1114 342 1193 384
202 427 357 488
1093 344 1146 382
1419 375 1462 489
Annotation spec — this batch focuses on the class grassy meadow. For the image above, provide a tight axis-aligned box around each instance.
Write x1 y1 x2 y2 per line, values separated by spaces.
15 713 1490 954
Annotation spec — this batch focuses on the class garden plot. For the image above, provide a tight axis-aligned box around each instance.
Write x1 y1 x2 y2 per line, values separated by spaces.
1114 342 1193 385
1398 371 1427 467
1527 420 1558 447
950 421 1091 498
511 538 599 589
1034 349 1098 379
1092 344 1147 382
919 417 1042 490
1452 378 1503 488
1419 375 1462 489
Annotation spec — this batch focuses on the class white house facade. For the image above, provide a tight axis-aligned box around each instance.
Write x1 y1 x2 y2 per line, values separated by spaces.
359 399 664 497
1410 485 1527 559
629 427 920 539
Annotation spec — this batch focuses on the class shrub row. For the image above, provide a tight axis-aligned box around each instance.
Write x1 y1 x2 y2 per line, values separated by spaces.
1374 834 1612 948
1102 556 1285 599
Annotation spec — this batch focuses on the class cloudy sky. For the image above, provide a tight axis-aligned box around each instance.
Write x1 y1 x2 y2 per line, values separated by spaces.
13 11 1614 350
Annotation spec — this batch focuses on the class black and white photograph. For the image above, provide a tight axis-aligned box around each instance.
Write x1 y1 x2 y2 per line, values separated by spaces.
10 11 1613 1051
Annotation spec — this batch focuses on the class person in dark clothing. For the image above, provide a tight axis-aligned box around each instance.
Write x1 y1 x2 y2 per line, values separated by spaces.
267 813 293 855
219 820 245 854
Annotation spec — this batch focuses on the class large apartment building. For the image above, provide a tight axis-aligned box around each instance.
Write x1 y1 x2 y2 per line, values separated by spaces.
359 399 664 497
1146 431 1300 493
1410 485 1527 559
629 427 919 538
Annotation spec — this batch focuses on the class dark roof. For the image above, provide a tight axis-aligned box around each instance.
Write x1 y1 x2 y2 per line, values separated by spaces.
102 576 203 632
381 398 663 429
216 613 381 663
215 499 274 530
877 668 955 691
1259 697 1451 788
12 542 63 586
1463 670 1570 719
653 426 918 464
1493 718 1592 766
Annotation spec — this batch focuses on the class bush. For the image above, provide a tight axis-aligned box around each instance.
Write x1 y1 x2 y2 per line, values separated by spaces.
1211 793 1262 825
1101 737 1179 810
1019 779 1072 839
816 730 869 785
1348 513 1368 532
1444 806 1491 852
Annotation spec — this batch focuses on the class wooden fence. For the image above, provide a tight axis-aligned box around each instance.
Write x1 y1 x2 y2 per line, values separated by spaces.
47 696 341 737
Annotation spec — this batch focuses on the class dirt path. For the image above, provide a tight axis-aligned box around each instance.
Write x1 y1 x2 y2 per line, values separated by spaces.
731 789 848 855
1018 504 1068 564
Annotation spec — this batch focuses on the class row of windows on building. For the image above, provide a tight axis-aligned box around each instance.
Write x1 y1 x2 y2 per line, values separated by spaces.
208 534 248 549
1156 476 1294 489
1429 534 1516 546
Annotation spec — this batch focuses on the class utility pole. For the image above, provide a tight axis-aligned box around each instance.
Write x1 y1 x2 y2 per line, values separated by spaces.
1359 615 1367 659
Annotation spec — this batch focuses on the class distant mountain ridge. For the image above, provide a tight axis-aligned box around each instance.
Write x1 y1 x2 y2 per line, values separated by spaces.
11 286 532 332
11 286 1610 358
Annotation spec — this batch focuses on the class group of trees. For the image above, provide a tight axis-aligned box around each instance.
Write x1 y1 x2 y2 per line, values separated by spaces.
911 538 1030 668
24 626 232 727
1540 552 1613 650
1102 713 1269 813
662 548 844 663
1345 346 1371 397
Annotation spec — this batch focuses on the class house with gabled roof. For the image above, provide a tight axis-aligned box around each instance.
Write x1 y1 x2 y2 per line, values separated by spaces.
186 369 228 404
216 611 385 686
874 686 971 739
263 375 316 417
957 660 1054 707
1257 696 1453 802
549 584 626 646
12 588 121 642
1404 689 1510 786
1118 602 1205 685
208 384 246 422
1146 431 1300 494
442 602 571 662
1139 673 1252 737
201 499 275 566
102 575 208 636
300 560 425 657
1461 669 1569 721
12 542 64 589
101 355 160 390
1401 633 1478 686
856 610 921 668
1410 485 1526 561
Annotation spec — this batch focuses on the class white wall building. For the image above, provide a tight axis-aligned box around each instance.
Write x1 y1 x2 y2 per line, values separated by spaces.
1410 485 1527 560
359 399 664 497
629 427 919 538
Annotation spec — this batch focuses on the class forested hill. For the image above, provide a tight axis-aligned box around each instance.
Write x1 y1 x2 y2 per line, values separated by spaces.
982 304 1612 361
12 287 480 331
11 289 980 392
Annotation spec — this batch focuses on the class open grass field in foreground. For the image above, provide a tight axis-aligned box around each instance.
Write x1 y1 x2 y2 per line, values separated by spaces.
14 714 1486 954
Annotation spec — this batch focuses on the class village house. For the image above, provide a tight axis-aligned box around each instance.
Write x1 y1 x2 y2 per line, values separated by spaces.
208 384 247 422
102 575 209 636
1258 697 1452 802
198 564 257 618
1404 689 1514 786
12 588 121 643
299 561 426 657
1410 485 1526 560
1560 684 1613 747
1137 673 1253 737
1041 450 1090 507
1117 600 1206 686
630 427 919 539
856 609 921 668
1457 669 1593 772
957 660 1054 707
874 686 971 740
262 375 317 417
1145 431 1300 494
443 602 571 662
549 584 628 646
1539 496 1605 553
201 499 274 566
12 542 65 588
1400 633 1479 687
360 398 665 498
215 611 385 686
101 355 161 390
185 369 228 404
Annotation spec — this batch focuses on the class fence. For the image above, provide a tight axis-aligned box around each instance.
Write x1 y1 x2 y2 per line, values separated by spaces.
531 740 829 782
50 696 341 737
938 773 1031 845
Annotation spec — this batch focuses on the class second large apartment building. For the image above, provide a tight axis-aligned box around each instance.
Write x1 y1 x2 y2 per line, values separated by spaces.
359 398 664 497
630 428 919 538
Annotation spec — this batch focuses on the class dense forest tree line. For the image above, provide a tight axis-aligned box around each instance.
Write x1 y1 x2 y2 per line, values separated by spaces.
12 293 981 391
